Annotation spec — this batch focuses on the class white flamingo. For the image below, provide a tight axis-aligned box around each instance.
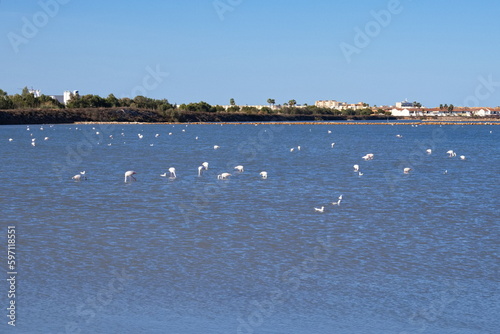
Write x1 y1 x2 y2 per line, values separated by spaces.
169 167 176 178
314 206 324 213
353 164 359 172
124 171 137 182
198 166 204 176
332 195 343 206
72 174 85 181
213 145 220 150
202 162 209 170
234 165 244 172
260 171 268 179
217 172 231 180
426 149 432 154
460 155 466 160
138 134 144 139
362 153 374 160
403 167 412 174
396 134 403 138
331 143 335 148
8 138 13 142
447 150 456 157
297 145 301 151
290 148 295 152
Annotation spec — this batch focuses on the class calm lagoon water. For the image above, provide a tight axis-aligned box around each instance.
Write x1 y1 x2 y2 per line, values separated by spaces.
0 122 498 333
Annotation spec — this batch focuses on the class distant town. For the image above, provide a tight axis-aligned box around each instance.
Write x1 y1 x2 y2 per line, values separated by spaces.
1 87 499 118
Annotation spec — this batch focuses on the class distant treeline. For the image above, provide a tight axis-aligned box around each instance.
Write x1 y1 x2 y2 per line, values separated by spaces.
0 108 396 125
0 88 389 116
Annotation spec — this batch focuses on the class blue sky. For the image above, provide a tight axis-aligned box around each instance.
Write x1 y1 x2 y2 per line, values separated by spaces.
1 0 499 107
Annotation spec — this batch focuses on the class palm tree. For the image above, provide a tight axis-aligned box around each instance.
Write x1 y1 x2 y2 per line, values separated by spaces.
267 98 275 108
288 99 297 107
230 98 235 106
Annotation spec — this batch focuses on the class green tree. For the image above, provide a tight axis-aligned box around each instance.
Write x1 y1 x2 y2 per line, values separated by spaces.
106 94 120 107
439 104 443 110
230 98 235 106
448 104 454 112
21 86 30 97
0 89 7 97
288 99 297 107
267 98 275 108
227 105 240 112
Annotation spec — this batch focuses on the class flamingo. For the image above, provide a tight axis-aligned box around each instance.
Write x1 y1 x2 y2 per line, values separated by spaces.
447 150 456 157
202 162 209 170
160 173 167 177
362 153 374 160
426 149 432 154
290 148 295 152
138 134 144 139
44 137 49 141
8 138 13 142
403 167 412 174
396 134 403 138
260 171 268 179
353 164 359 172
169 167 176 178
124 171 137 182
72 174 85 181
198 166 204 176
234 165 244 172
314 206 324 213
217 172 231 180
443 170 448 175
155 134 160 138
328 130 332 134
331 143 336 148
332 195 343 206
460 155 466 160
213 145 220 150
297 145 301 151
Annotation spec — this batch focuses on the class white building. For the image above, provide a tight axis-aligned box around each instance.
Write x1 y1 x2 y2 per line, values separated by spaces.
315 100 366 110
390 108 411 117
46 90 78 105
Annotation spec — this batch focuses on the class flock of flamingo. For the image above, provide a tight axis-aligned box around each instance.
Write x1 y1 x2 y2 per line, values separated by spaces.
7 124 476 215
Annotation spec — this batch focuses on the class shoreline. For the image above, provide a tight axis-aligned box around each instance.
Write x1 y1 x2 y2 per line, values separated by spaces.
73 120 500 125
1 108 499 125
